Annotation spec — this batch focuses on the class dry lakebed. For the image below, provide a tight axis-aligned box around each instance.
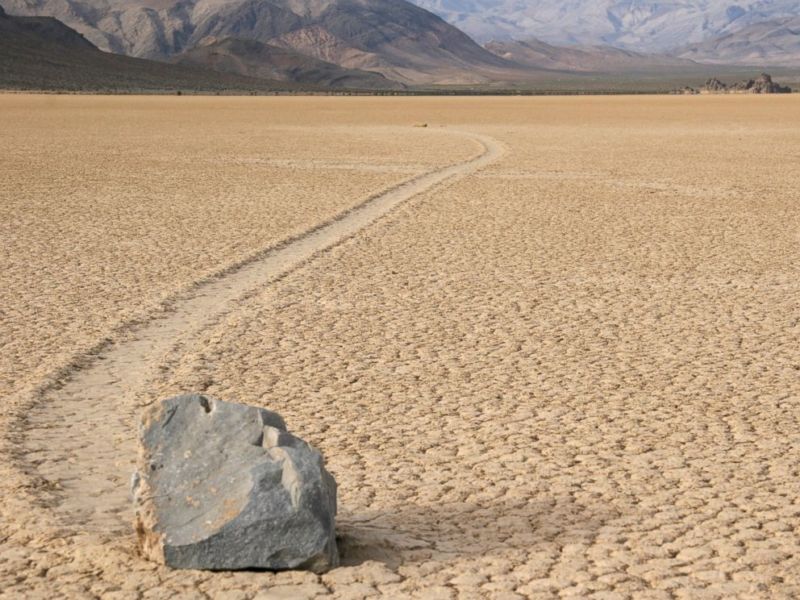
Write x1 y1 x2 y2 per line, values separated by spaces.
1 94 800 599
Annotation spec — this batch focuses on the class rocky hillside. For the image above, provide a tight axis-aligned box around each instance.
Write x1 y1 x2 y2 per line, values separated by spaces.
676 16 800 66
0 4 95 49
0 5 302 92
174 38 403 89
1 0 523 85
486 39 698 73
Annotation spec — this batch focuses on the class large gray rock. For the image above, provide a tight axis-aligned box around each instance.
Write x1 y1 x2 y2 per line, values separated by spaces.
132 394 338 572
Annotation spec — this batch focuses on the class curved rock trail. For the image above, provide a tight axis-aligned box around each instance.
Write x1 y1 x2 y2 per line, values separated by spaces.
20 130 503 539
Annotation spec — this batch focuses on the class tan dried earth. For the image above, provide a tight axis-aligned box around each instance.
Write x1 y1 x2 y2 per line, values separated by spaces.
1 94 799 599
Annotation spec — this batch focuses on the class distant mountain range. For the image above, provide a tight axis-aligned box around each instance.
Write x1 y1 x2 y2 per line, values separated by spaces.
412 1 800 55
676 15 800 66
0 0 525 85
2 0 798 91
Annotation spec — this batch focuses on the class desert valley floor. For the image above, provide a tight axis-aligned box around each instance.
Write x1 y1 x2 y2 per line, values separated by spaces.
1 95 800 599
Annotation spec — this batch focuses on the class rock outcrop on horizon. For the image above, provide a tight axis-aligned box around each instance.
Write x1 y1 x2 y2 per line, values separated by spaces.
703 77 729 92
700 73 791 93
133 394 338 572
732 73 791 93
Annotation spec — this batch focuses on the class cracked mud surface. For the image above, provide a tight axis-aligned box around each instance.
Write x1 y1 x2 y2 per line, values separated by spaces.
2 95 800 599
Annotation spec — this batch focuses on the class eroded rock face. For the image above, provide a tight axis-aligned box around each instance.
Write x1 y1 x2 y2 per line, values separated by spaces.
731 73 792 94
702 73 792 94
703 77 728 92
132 394 338 572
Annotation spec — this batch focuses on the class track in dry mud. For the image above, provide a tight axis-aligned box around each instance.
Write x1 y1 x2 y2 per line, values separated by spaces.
20 130 503 541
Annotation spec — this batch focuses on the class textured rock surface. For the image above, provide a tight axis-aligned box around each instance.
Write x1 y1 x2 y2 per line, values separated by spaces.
702 73 792 94
731 73 792 93
133 394 338 572
703 77 728 92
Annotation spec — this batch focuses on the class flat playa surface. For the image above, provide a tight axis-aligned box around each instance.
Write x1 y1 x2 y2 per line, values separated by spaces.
1 94 800 598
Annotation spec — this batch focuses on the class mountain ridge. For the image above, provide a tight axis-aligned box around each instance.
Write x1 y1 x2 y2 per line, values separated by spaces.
173 37 405 89
676 15 800 66
411 1 800 55
485 38 699 73
1 0 527 84
0 4 307 92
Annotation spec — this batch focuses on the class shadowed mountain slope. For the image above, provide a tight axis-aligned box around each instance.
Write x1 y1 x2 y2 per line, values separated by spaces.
0 5 304 92
173 37 404 89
